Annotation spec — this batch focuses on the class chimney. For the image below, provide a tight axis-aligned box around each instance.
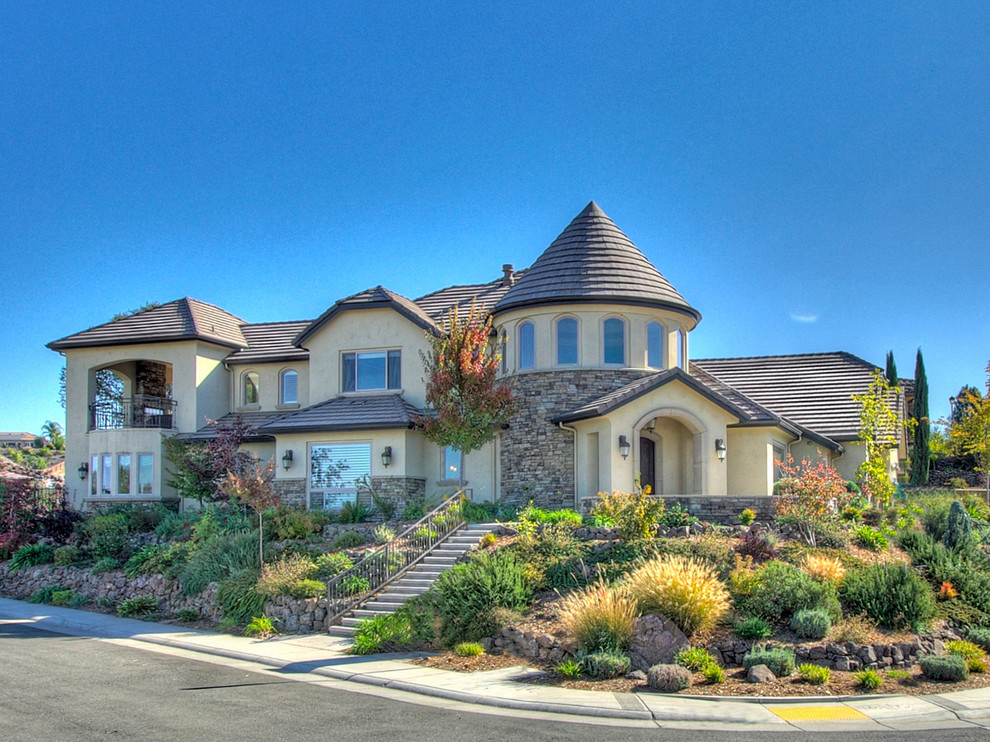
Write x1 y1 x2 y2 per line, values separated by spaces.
502 264 515 287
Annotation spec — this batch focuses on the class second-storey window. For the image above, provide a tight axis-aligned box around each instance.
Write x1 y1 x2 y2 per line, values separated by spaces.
342 350 401 392
280 369 298 405
556 317 578 365
647 321 664 368
242 372 260 406
518 322 535 369
603 318 625 365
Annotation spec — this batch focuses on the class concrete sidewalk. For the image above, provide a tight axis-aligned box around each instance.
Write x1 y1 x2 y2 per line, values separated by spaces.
3 597 990 732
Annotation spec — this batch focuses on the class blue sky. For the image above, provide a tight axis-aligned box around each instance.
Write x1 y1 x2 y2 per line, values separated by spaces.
2 2 988 434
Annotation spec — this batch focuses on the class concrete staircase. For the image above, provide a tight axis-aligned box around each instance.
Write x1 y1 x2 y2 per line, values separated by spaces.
327 523 498 638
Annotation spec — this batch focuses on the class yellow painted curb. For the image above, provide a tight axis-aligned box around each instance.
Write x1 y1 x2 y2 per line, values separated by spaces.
767 705 869 722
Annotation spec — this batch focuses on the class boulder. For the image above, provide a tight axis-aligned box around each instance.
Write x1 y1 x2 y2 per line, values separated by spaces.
747 664 776 683
628 614 690 671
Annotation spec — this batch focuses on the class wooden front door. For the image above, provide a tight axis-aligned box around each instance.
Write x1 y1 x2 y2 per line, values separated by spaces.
640 437 656 493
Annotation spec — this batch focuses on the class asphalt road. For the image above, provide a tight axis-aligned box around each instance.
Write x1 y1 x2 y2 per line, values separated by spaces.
2 623 988 742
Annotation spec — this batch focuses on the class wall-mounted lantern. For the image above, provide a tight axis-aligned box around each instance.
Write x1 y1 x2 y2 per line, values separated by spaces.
715 438 727 462
645 418 656 434
281 449 294 471
381 446 393 468
618 435 631 460
78 462 89 480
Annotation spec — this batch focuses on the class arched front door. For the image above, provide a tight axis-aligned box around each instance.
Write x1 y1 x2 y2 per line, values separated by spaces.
640 437 656 493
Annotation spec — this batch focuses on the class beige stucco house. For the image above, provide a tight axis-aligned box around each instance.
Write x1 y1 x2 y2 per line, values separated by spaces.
49 202 905 513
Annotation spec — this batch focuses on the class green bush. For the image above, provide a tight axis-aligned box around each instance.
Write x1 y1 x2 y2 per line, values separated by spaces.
9 543 55 573
263 506 321 541
968 627 990 653
352 613 413 655
90 556 120 574
946 639 985 661
28 585 65 604
53 545 80 566
743 646 795 677
855 525 889 551
945 501 974 549
176 608 200 622
341 575 370 595
117 596 159 617
898 530 990 620
215 568 266 624
462 500 498 523
579 650 631 679
336 502 373 524
81 513 132 559
49 589 78 606
739 508 757 526
732 561 840 624
790 609 832 640
647 663 691 692
702 664 725 684
517 504 583 528
735 616 774 639
590 490 664 541
455 641 485 657
244 614 278 638
287 579 325 599
919 654 969 682
332 531 366 550
798 663 830 685
855 668 883 691
659 503 698 528
373 524 396 545
840 563 936 631
674 647 719 672
125 545 169 578
313 551 354 580
555 659 583 678
179 531 260 596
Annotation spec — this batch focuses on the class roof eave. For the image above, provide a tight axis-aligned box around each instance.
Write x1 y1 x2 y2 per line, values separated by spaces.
294 300 437 346
47 334 246 352
493 296 701 323
256 421 415 435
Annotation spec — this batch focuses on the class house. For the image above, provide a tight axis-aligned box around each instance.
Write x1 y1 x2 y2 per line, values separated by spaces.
49 202 905 513
0 432 42 449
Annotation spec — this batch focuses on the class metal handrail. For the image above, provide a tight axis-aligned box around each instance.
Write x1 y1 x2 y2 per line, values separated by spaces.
89 395 177 430
325 492 467 626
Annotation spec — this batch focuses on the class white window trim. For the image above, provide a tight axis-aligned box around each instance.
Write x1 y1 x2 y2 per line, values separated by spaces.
308 441 372 510
439 445 465 485
341 349 401 393
278 368 299 408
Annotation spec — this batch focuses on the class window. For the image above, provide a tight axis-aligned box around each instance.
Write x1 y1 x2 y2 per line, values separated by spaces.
442 446 462 482
556 317 578 365
242 372 260 406
773 444 786 482
117 454 131 495
101 454 112 495
137 454 154 495
90 455 98 496
675 329 685 368
647 321 663 368
518 322 535 369
498 331 507 375
280 369 298 405
603 318 625 365
342 351 400 392
310 443 371 509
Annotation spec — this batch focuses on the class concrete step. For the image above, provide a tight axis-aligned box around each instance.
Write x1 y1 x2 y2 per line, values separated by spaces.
327 625 355 637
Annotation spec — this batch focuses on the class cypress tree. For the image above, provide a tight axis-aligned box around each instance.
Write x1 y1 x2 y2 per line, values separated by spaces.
885 351 898 386
910 348 930 485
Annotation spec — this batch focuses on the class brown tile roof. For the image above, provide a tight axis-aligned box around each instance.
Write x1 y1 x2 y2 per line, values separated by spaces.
415 274 519 322
493 202 700 322
176 411 283 441
692 352 895 442
226 321 312 365
48 298 247 351
294 286 437 346
256 394 421 434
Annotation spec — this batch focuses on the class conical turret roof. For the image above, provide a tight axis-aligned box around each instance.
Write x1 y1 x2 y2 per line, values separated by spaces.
492 202 700 322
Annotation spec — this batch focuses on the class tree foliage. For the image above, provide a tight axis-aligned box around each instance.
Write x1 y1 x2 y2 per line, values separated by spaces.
947 375 990 504
221 456 279 566
885 350 898 386
774 455 853 546
41 421 64 451
910 349 930 486
417 302 515 487
163 416 253 507
853 369 902 507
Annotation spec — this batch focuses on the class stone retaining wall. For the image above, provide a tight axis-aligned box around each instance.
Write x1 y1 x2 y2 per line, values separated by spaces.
708 636 946 671
659 495 777 524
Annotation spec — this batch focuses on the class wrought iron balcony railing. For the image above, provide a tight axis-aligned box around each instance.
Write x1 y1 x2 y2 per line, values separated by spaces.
89 396 177 430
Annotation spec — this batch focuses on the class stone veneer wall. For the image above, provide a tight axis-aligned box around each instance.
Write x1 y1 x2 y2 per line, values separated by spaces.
659 495 777 524
500 369 652 509
279 477 425 511
274 479 307 508
135 360 168 397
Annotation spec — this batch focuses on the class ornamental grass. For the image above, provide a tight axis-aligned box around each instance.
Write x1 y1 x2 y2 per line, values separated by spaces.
625 554 730 637
558 580 638 653
802 554 846 584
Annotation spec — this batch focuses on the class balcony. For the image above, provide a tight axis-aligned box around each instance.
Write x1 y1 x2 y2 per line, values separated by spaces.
89 396 177 430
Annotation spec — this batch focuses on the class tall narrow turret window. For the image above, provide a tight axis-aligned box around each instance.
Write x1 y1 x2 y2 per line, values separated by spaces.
647 322 663 368
603 318 625 365
556 317 578 365
518 322 535 369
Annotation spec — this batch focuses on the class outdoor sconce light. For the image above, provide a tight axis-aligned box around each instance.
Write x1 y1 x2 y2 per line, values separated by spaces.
381 446 392 468
281 449 293 471
618 435 631 460
646 418 656 434
78 462 89 480
715 438 727 462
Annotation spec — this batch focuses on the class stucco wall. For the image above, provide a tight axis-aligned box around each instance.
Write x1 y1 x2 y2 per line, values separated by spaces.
229 361 310 413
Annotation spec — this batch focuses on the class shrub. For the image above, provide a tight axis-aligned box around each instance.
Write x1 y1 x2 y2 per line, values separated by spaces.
341 575 371 596
244 614 278 638
176 608 200 622
920 654 969 682
735 616 774 639
263 506 320 541
833 614 877 644
215 568 266 624
373 524 396 545
557 581 637 653
674 647 719 673
798 663 830 685
969 627 990 653
352 613 413 655
48 589 76 606
555 659 582 678
732 560 840 624
38 505 84 546
179 531 260 596
840 563 936 631
256 553 316 597
591 490 665 541
739 508 757 526
117 596 159 617
945 501 975 549
517 504 583 528
332 531 366 550
774 456 854 546
658 503 698 529
855 668 883 691
946 640 985 662
432 550 534 646
479 532 497 548
9 543 55 573
90 557 120 574
455 642 485 657
29 585 65 604
336 502 373 524
647 663 691 692
790 609 832 640
743 646 795 677
287 579 325 599
702 664 725 684
124 545 168 578
855 525 889 551
580 650 631 679
735 531 777 561
802 554 846 584
842 506 863 522
625 555 730 636
81 513 131 559
313 551 354 580
53 545 80 566
969 657 988 673
887 668 911 680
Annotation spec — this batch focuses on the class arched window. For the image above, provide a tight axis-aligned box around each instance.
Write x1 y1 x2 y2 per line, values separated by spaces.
647 321 664 369
280 369 298 405
603 318 625 365
518 322 535 369
498 331 507 375
242 371 260 406
675 329 685 369
556 317 578 365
